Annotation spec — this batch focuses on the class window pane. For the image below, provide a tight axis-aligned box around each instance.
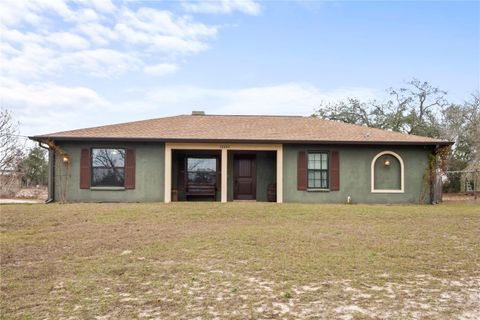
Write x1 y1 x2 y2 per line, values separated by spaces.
92 168 125 186
308 171 314 188
314 179 321 188
308 153 329 170
91 148 125 187
321 178 327 189
187 172 216 184
92 149 125 167
308 153 316 169
321 171 328 188
187 158 216 172
187 157 217 184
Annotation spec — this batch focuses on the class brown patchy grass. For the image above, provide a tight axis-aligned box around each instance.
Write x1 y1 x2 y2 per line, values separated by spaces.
1 202 479 319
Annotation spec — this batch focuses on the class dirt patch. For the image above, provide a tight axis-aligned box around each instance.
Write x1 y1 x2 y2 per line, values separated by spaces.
443 192 480 204
17 187 48 200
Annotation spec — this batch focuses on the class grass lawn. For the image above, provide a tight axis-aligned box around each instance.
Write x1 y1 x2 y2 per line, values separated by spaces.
1 203 479 319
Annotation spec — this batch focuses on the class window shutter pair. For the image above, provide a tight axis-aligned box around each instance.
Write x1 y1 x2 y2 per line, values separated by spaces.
297 150 340 191
79 148 135 189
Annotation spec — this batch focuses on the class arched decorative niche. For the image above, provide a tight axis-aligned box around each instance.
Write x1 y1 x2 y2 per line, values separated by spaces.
371 151 404 193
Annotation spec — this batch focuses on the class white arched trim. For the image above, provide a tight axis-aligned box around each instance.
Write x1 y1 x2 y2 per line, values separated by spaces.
371 151 404 193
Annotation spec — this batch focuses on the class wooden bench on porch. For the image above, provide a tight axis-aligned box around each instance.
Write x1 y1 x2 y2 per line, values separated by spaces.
185 182 216 200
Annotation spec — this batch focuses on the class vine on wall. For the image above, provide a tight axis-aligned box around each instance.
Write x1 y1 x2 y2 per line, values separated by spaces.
419 145 451 203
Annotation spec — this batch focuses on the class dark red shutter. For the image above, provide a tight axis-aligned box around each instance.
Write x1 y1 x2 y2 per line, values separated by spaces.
125 149 136 189
297 151 307 190
330 151 340 191
80 148 91 189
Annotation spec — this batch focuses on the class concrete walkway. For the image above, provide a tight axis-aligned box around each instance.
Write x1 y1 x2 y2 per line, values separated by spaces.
0 199 43 204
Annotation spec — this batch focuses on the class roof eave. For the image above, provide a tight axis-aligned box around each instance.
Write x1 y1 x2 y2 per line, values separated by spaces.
29 136 453 146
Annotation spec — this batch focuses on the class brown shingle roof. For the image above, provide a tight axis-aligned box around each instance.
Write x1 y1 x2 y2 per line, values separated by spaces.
30 114 451 145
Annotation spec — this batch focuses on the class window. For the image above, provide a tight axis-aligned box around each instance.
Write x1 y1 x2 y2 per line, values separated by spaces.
187 157 217 184
91 148 125 187
308 152 329 189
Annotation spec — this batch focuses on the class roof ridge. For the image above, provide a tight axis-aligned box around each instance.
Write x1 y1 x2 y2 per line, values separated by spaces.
188 114 305 118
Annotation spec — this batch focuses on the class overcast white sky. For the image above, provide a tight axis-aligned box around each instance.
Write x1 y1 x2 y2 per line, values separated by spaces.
1 0 478 138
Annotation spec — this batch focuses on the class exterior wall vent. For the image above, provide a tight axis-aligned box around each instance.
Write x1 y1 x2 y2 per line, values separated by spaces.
191 111 205 116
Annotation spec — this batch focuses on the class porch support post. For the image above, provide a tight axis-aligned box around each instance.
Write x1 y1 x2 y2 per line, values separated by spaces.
221 148 228 203
276 145 283 203
164 144 172 203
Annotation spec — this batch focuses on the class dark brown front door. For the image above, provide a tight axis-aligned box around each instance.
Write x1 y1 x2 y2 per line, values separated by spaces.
234 155 256 200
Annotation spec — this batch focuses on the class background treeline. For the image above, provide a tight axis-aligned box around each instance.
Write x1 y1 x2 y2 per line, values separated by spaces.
313 79 479 191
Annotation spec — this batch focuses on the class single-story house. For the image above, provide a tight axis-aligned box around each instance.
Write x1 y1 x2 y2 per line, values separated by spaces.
29 112 451 204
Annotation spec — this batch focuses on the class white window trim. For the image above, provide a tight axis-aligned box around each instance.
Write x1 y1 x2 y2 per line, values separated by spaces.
371 151 404 193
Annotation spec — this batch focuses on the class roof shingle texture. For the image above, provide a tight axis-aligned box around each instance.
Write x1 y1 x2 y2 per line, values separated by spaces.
32 114 450 145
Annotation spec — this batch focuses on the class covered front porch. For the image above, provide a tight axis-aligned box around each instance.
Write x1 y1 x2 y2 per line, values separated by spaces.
164 143 283 203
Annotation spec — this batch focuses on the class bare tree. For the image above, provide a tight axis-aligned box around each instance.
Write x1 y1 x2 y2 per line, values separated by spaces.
314 79 447 138
388 79 447 136
314 98 378 128
0 108 24 196
0 108 23 172
441 93 480 167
